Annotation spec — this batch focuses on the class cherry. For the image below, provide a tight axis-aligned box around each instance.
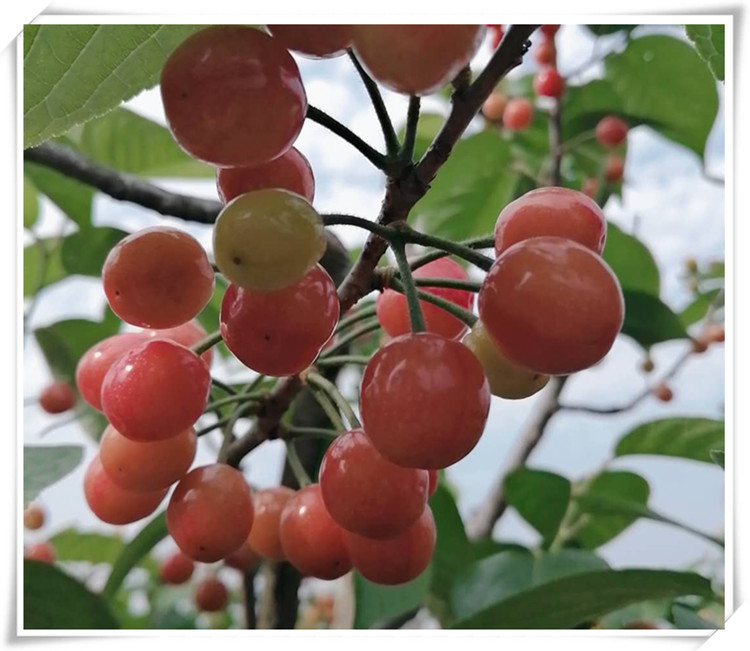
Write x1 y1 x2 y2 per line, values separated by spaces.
216 148 315 205
167 464 254 563
596 116 628 147
99 424 196 492
692 337 709 354
143 320 213 367
194 577 228 612
213 189 326 291
479 237 624 375
23 503 45 530
641 357 655 373
427 470 438 497
581 177 599 199
319 429 429 539
267 25 353 58
534 39 556 66
101 339 210 442
84 456 166 524
351 25 485 96
39 381 75 414
247 487 296 561
534 67 565 98
653 384 674 402
279 484 352 580
502 98 533 131
76 333 146 411
160 550 195 585
376 258 474 340
704 324 725 343
482 92 508 122
25 542 56 564
488 25 504 49
224 541 261 572
540 25 560 37
102 227 214 329
360 333 490 469
161 26 306 167
464 320 550 399
493 186 607 256
604 155 625 183
221 265 339 376
344 507 436 586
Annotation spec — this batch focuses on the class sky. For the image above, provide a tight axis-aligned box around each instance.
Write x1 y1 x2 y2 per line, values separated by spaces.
23 24 726 588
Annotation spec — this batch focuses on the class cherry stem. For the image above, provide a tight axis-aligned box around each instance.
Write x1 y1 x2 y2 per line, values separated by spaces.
204 393 260 413
333 302 377 335
322 213 396 239
399 95 421 163
389 278 478 329
192 330 223 356
315 355 371 368
321 318 380 358
305 381 347 432
412 277 482 292
391 238 427 333
285 439 312 488
304 370 361 430
409 235 495 271
563 128 596 153
395 224 494 271
211 378 237 395
348 49 400 157
284 425 339 441
306 105 388 171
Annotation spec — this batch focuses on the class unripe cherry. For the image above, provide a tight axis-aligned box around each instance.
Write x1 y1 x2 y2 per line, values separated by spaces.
160 551 195 585
101 339 210 442
167 464 254 563
345 508 436 586
267 25 353 58
360 333 490 469
221 265 339 376
84 456 166 524
479 237 624 375
319 429 429 539
99 424 196 492
143 320 213 367
24 504 45 530
194 577 228 612
494 186 607 256
102 227 214 329
248 487 296 561
224 542 261 572
464 321 550 399
503 98 533 131
605 155 625 183
25 542 56 564
375 258 474 340
482 92 508 122
596 116 628 147
534 67 565 98
279 484 352 580
39 381 75 414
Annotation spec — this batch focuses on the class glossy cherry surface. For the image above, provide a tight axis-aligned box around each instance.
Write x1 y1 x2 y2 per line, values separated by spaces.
360 333 490 469
248 487 296 561
143 320 213 367
503 98 533 131
534 67 565 98
224 541 261 572
39 381 75 414
479 237 624 375
319 429 429 539
267 25 353 58
160 551 195 585
161 26 307 167
596 116 628 147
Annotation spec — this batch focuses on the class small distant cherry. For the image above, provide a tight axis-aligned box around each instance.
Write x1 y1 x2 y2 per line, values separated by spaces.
540 25 560 37
653 384 674 402
24 504 45 530
534 67 565 98
534 39 556 66
160 551 195 585
194 577 228 612
25 542 56 564
604 155 625 183
503 98 533 131
224 542 261 572
482 92 508 122
582 177 599 199
39 381 75 414
596 116 628 147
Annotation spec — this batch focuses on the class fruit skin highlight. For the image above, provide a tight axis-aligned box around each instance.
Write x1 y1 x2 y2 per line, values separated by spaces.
267 25 353 58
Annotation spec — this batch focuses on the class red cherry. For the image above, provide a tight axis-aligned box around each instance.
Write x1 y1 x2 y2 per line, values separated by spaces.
503 98 533 131
479 237 624 375
267 25 353 58
376 258 474 340
99 424 196 492
595 116 628 147
482 92 508 122
102 227 214 329
25 542 56 564
704 324 725 343
247 487 296 561
24 504 45 530
540 25 560 38
427 470 438 497
161 26 307 167
360 333 490 469
534 39 556 66
493 186 607 256
160 551 195 585
221 265 339 376
101 339 210 442
653 384 673 402
216 147 315 204
534 67 565 98
84 456 166 525
224 542 261 572
167 464 254 563
319 429 429 539
279 484 353 580
76 333 146 411
582 177 599 199
143 320 213 367
345 508 436 586
39 381 75 414
194 577 228 612
604 155 625 183
488 25 504 49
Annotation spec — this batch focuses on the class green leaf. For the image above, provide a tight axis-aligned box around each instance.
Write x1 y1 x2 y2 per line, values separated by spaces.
353 570 431 629
621 290 688 348
671 603 717 629
61 227 127 277
397 112 445 161
24 561 119 629
24 176 39 228
710 450 725 469
685 25 725 82
680 289 721 327
24 25 204 148
603 223 660 295
50 529 124 564
585 25 639 36
66 107 214 178
412 130 520 240
24 445 84 505
453 568 713 629
573 471 650 549
504 469 571 546
615 417 724 464
24 239 67 297
24 161 94 228
531 549 609 585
